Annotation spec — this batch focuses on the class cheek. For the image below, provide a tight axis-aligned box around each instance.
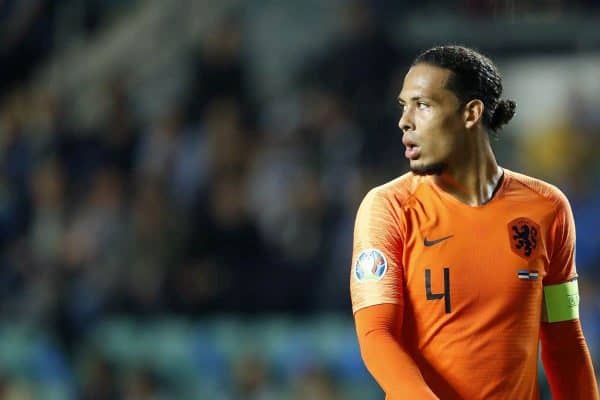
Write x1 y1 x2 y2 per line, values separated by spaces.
417 113 455 155
428 136 455 160
417 108 449 133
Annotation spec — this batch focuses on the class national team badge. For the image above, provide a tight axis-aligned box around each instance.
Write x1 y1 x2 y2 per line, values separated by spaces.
508 217 540 259
354 248 387 282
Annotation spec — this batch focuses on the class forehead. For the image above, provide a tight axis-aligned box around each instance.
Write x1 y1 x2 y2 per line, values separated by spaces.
399 64 454 101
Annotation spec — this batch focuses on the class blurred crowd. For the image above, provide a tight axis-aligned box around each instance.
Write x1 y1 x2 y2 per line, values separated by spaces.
1 0 599 398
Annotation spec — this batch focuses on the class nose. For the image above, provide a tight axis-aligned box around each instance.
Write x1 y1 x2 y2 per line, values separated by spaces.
398 106 415 132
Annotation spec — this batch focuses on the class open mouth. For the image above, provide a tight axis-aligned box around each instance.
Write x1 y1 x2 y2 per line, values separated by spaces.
405 144 420 160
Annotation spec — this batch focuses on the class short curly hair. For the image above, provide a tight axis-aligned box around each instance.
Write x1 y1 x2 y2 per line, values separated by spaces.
413 45 516 132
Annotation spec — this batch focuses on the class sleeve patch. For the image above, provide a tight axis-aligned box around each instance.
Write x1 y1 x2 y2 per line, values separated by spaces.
542 280 580 323
354 248 388 282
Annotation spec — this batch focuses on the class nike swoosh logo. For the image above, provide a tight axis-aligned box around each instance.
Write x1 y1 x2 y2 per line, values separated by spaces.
424 235 453 247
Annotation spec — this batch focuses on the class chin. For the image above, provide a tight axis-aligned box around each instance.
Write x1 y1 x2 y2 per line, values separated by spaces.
410 162 447 176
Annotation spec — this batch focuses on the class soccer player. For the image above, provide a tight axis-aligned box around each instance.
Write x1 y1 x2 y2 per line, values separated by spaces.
350 45 599 399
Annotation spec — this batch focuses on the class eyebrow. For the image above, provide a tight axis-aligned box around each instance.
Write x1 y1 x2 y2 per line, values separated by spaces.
397 95 431 103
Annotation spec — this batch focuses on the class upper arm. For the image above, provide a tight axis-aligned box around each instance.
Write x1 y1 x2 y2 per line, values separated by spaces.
542 191 580 323
350 188 405 314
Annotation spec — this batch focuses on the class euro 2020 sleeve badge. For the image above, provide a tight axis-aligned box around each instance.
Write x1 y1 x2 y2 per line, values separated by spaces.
354 249 388 282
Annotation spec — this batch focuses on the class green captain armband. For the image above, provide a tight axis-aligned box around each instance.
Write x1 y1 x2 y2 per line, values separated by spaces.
542 280 580 323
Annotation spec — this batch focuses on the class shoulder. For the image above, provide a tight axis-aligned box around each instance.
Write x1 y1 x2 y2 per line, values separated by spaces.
360 172 425 210
354 172 425 233
505 169 571 211
354 173 421 241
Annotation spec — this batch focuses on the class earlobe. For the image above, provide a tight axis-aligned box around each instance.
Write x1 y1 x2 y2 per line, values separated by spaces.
464 99 484 129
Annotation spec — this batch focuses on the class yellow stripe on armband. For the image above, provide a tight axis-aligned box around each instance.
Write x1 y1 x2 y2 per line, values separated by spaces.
542 280 580 323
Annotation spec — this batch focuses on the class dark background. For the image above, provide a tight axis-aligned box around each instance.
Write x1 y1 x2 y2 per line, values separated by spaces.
1 0 599 398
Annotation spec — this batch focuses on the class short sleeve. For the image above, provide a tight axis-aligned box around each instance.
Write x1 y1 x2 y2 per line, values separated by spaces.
350 188 404 313
544 190 578 285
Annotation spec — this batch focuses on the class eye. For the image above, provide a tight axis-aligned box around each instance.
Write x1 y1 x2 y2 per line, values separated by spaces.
398 103 405 113
417 101 429 109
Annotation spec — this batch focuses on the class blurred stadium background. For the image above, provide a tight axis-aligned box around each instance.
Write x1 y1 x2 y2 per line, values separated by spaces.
1 0 599 399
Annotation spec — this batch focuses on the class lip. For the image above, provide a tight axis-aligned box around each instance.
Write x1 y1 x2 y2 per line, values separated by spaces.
402 136 416 148
404 145 420 159
403 136 420 159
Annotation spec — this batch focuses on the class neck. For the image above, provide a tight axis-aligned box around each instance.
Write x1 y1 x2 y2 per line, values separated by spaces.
432 130 503 206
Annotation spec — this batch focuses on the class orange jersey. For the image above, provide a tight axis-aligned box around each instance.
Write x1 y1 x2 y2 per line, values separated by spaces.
350 169 578 399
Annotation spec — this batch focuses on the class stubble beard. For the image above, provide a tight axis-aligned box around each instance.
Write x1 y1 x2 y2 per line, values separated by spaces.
410 162 448 176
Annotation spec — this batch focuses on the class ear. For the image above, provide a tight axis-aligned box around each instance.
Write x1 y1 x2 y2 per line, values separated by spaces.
463 99 484 129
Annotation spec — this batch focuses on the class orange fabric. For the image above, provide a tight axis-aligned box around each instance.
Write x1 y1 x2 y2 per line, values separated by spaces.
355 304 439 399
350 169 596 399
540 319 599 400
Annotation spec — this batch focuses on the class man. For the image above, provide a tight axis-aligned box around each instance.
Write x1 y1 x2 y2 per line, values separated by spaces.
350 45 599 399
